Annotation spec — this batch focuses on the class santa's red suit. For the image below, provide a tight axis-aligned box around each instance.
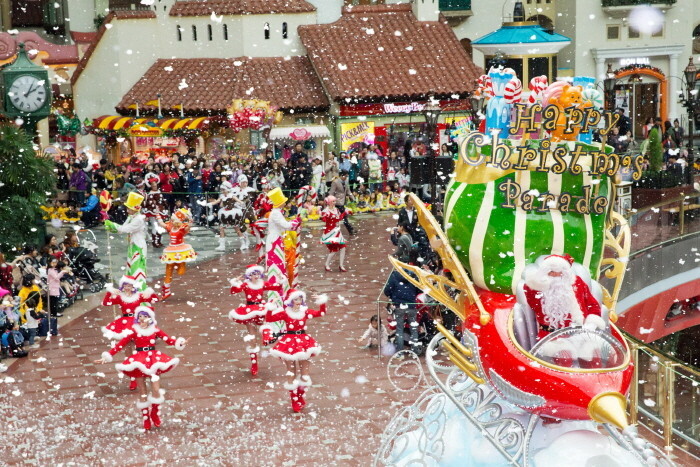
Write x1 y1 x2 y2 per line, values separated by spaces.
101 278 158 340
229 274 282 325
522 254 603 339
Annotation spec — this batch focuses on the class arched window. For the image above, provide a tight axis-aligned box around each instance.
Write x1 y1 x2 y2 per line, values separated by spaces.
264 22 270 40
192 25 197 41
460 38 472 61
526 15 554 34
282 22 288 39
223 24 229 41
693 24 700 54
208 24 213 41
176 25 182 41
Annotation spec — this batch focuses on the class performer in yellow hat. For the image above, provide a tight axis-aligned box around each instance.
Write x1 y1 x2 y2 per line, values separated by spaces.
105 192 148 290
156 208 197 300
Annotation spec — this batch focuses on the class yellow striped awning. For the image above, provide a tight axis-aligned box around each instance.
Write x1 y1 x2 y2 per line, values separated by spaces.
92 116 211 131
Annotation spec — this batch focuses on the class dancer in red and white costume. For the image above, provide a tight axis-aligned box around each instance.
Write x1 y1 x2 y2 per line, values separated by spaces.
228 264 282 376
96 307 188 430
101 275 158 341
320 195 350 272
265 289 328 412
157 208 197 300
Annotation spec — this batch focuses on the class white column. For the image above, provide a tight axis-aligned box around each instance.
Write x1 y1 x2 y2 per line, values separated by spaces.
595 58 606 83
668 53 680 122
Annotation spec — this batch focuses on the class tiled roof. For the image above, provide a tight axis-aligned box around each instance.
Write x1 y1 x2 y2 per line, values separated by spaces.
299 4 482 102
71 10 156 86
169 0 316 17
115 57 329 114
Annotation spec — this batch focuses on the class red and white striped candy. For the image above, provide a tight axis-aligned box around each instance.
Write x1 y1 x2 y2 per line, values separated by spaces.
477 74 494 98
503 77 522 104
527 75 549 105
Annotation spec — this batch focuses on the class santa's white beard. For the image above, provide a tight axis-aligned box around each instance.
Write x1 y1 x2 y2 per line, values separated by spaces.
541 276 581 329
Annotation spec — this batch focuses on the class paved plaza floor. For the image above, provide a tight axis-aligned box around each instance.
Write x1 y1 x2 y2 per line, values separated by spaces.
1 213 425 466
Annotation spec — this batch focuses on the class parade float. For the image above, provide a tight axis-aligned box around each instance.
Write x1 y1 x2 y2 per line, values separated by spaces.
375 69 675 466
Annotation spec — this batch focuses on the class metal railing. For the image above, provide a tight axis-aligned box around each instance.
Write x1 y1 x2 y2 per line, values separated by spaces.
628 334 700 455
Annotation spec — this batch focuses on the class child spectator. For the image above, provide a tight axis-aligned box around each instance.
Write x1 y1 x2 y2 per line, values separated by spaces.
0 295 18 329
357 315 389 349
22 291 44 349
46 258 70 318
2 322 28 358
18 274 43 325
396 167 410 189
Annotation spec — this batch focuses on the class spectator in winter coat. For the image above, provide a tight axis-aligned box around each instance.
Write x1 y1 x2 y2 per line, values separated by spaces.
80 189 101 228
69 163 89 206
383 258 420 353
391 222 413 263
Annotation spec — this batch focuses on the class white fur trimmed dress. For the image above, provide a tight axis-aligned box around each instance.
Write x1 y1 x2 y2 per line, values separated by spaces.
266 304 326 361
229 279 282 325
103 325 185 378
101 288 158 340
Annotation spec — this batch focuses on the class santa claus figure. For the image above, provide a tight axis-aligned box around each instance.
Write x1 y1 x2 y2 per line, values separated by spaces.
228 265 282 376
516 254 607 350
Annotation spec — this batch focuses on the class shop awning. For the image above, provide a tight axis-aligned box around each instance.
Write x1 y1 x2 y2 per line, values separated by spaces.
92 116 212 131
268 125 331 141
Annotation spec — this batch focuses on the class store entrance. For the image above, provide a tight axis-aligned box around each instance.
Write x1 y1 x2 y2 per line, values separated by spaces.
614 81 659 140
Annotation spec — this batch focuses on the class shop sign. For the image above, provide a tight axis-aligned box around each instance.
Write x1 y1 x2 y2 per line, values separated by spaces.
445 116 475 141
128 125 164 137
619 57 650 67
290 128 312 140
340 121 375 151
383 102 425 114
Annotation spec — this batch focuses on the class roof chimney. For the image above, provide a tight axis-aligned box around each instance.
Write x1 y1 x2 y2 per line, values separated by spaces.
413 0 440 23
513 1 525 22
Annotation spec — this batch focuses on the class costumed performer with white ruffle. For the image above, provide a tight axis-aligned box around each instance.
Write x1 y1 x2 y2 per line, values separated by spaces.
104 192 148 290
320 195 351 272
96 307 189 431
156 208 197 300
228 264 282 376
265 289 328 413
212 176 256 252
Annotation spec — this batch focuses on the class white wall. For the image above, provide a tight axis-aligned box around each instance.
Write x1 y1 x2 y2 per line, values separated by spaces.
66 0 98 33
305 0 342 24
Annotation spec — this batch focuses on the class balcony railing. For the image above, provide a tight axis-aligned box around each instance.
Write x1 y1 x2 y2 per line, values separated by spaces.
439 0 472 12
602 0 676 6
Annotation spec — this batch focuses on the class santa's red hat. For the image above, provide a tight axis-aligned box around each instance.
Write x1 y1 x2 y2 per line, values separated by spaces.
284 289 306 307
541 254 574 272
119 275 139 287
244 264 264 278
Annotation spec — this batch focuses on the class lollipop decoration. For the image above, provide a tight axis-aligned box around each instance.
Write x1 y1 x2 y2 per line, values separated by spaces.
527 75 549 105
99 189 112 221
503 77 523 104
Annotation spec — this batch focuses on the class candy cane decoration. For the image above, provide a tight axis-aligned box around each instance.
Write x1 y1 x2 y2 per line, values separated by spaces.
503 77 523 104
477 74 494 98
295 185 318 207
527 75 549 105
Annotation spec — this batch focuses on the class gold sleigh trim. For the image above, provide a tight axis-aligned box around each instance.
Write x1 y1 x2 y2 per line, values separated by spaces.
388 193 631 385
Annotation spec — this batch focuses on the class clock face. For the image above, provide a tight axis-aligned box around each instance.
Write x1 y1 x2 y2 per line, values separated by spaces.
8 74 47 113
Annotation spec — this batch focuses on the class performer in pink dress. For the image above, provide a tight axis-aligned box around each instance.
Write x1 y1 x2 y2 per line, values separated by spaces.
320 195 350 272
228 264 282 376
157 208 197 300
265 289 328 413
97 307 188 430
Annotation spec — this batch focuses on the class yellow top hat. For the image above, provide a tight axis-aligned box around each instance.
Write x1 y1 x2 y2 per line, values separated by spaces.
124 192 145 211
173 208 192 222
267 187 288 208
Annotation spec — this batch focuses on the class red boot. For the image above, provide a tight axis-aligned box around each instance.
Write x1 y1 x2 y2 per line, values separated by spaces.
161 283 171 301
298 375 311 410
247 346 260 376
137 400 151 430
284 381 301 412
260 325 275 346
129 378 137 391
148 390 165 428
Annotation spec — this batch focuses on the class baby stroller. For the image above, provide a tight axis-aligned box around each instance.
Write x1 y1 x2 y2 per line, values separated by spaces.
66 230 108 293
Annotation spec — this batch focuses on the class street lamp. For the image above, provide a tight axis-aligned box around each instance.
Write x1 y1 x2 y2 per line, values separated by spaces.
603 63 617 110
683 57 698 185
422 96 442 215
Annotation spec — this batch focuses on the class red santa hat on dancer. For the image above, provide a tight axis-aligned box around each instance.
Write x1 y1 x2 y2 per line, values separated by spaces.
244 264 265 279
325 195 337 206
133 306 157 326
284 289 307 307
119 275 139 288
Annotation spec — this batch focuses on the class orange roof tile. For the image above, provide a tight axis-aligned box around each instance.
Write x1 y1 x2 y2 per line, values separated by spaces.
115 57 329 114
299 4 482 102
170 0 315 17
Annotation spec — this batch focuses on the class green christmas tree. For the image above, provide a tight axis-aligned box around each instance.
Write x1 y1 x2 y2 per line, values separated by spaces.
0 125 55 254
647 126 663 172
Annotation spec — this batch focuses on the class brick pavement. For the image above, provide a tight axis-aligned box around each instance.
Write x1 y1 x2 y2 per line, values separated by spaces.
1 214 424 466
